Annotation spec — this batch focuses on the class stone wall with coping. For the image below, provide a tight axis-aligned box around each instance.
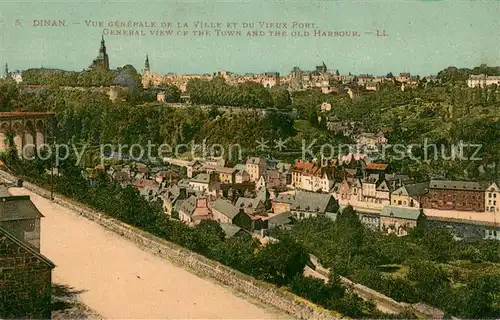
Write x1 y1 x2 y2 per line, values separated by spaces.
0 170 342 320
0 228 53 319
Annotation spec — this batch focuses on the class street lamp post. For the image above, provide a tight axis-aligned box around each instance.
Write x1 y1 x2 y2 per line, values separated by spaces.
50 116 56 201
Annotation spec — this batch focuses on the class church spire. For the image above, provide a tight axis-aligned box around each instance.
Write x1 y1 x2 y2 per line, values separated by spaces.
4 63 8 78
144 54 150 72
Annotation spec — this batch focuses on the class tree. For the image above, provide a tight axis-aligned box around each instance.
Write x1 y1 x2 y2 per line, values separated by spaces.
158 84 181 103
408 260 452 308
420 227 456 262
289 274 344 307
270 86 291 109
334 206 364 273
192 220 225 259
456 275 500 318
0 78 18 111
253 237 309 286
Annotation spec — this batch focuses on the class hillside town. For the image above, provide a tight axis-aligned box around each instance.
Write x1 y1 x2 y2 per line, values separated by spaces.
81 153 500 242
1 8 499 318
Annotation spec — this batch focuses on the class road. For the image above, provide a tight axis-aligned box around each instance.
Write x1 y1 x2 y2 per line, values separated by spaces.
9 187 291 319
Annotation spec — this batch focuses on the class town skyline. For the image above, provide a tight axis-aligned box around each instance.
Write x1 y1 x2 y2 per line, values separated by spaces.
4 37 498 78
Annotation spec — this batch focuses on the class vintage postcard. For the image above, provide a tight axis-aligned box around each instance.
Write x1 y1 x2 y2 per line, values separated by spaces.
0 1 499 319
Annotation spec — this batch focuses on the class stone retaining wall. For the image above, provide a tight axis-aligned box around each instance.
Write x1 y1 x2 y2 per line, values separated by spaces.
0 171 341 320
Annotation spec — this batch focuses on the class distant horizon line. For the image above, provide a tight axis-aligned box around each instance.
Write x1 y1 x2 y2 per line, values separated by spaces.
4 62 499 78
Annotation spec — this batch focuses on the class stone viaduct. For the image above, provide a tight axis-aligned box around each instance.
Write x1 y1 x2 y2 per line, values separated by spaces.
0 112 56 157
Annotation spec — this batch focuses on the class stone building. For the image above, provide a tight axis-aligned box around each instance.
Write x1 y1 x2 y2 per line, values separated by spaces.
421 180 488 212
0 184 44 250
246 157 267 182
380 206 423 236
485 182 500 213
0 226 55 319
290 190 338 220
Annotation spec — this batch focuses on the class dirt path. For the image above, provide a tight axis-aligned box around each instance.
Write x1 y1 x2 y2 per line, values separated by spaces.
9 187 292 319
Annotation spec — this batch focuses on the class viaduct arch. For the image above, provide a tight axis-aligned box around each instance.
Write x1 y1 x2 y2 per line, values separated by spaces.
0 112 56 158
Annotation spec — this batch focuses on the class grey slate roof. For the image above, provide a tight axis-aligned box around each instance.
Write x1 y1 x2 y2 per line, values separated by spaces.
177 179 192 189
273 193 295 204
246 157 264 165
291 190 335 213
0 196 44 222
162 184 180 202
178 195 204 217
235 197 263 210
403 182 430 196
267 211 295 227
0 226 55 268
211 199 239 219
429 180 487 191
380 206 422 220
191 173 210 183
219 223 243 239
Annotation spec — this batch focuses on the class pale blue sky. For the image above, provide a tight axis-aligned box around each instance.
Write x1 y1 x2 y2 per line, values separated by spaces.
0 0 499 76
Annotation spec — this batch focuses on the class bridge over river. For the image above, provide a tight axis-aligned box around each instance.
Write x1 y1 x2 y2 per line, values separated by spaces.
8 186 291 319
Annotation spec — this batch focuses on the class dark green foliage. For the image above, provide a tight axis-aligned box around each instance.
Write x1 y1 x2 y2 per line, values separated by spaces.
186 78 273 108
253 237 309 286
0 78 19 111
275 209 500 318
289 274 344 308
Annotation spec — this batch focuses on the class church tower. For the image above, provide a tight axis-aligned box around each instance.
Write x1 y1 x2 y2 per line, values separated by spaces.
89 36 110 71
98 35 110 70
4 63 8 78
144 54 150 73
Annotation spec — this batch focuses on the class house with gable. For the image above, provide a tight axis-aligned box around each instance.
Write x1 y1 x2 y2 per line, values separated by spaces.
205 165 237 184
391 181 429 208
380 206 424 236
211 198 240 224
291 160 334 193
186 159 204 178
0 184 55 319
272 193 295 214
485 181 500 213
189 172 221 197
0 185 44 250
235 197 266 216
290 190 338 220
178 196 212 225
246 157 267 182
161 184 188 216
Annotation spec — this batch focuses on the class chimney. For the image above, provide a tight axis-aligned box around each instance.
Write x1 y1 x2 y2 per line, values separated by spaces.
179 187 187 199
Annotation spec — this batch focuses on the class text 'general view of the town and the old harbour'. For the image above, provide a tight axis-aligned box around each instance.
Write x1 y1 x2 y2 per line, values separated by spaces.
0 1 499 320
27 19 385 38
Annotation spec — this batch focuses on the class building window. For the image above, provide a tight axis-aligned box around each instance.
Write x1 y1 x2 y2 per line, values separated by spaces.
398 200 402 205
489 193 492 198
494 193 497 198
